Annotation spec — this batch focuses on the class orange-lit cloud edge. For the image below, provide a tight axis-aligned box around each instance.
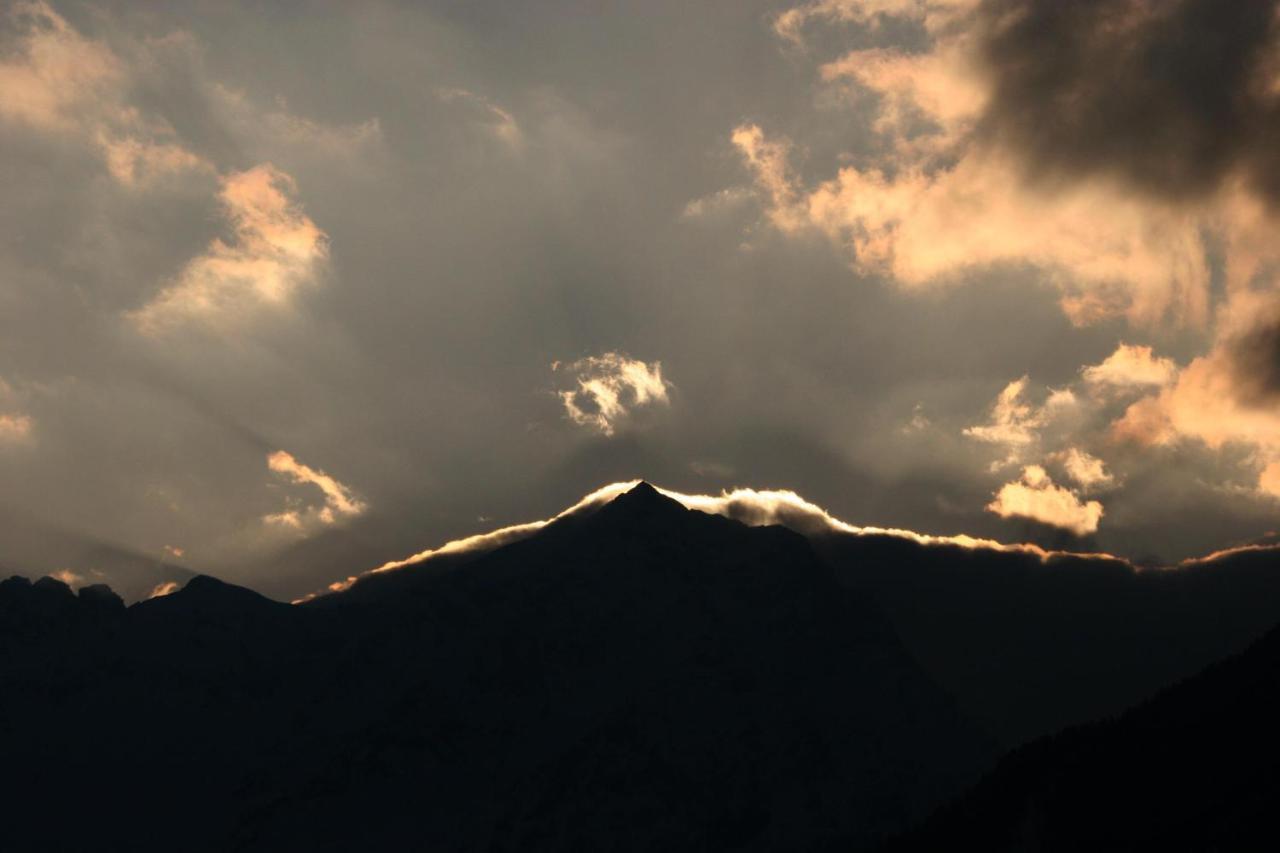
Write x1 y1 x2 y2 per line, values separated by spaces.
294 481 1280 603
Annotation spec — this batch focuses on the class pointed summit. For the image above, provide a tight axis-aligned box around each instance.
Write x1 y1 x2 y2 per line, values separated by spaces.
585 480 691 531
606 481 687 515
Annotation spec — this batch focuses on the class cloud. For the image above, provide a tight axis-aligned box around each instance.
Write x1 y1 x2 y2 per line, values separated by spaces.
818 41 986 153
0 2 209 186
731 125 804 232
1082 344 1178 391
436 87 522 149
0 413 33 443
50 568 84 589
305 479 1117 601
734 122 1216 328
681 187 753 221
773 0 976 46
986 465 1104 535
265 450 366 531
553 353 671 436
212 84 384 163
1111 307 1280 497
964 376 1074 450
147 580 180 599
0 1 123 132
735 0 1280 330
1055 447 1114 491
0 378 33 444
975 0 1280 207
130 165 328 331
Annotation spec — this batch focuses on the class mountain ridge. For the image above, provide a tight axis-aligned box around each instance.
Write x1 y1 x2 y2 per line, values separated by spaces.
0 481 994 852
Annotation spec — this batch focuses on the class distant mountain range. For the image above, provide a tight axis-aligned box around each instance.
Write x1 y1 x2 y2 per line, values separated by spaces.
3 481 1280 851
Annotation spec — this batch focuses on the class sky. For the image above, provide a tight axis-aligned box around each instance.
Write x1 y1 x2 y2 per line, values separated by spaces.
4 0 1280 601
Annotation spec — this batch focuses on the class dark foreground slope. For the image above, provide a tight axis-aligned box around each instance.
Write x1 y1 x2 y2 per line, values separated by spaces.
888 615 1280 852
816 534 1280 746
0 484 992 852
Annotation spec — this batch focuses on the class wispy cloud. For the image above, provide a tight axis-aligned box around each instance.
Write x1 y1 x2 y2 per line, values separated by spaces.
964 377 1075 453
130 165 328 331
436 87 522 149
265 450 366 532
0 2 210 186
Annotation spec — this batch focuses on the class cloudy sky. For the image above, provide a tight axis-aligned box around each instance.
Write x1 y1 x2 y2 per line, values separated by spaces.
5 0 1280 600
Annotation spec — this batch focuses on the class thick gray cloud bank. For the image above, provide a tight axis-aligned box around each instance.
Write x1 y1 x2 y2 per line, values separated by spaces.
3 0 1280 601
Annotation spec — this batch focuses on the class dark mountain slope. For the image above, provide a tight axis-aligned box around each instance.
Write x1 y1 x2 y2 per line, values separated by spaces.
0 483 992 852
815 533 1280 746
887 613 1280 852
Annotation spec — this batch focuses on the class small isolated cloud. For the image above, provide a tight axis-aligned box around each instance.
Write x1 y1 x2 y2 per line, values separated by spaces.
987 465 1104 536
436 87 522 149
0 378 33 444
131 165 328 331
772 0 973 47
51 568 84 589
0 413 33 443
964 377 1075 449
553 352 671 436
148 580 180 599
681 186 753 221
265 450 366 531
1055 447 1114 492
1082 344 1178 391
900 402 931 434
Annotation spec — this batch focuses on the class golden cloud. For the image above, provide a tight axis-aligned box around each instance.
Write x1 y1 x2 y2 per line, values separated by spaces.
986 465 1104 536
265 450 367 533
131 165 329 331
553 352 671 436
0 2 210 186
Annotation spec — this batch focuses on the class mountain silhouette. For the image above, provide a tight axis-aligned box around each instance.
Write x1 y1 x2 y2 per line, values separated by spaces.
0 482 993 852
886 611 1280 851
812 532 1280 746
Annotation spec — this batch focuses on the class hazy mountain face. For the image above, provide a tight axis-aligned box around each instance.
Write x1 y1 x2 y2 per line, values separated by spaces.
889 610 1280 852
0 485 994 852
815 534 1280 746
5 1 1280 598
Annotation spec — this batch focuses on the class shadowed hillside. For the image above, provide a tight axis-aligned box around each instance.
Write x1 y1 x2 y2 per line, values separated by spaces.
0 483 992 852
814 533 1280 746
886 612 1280 852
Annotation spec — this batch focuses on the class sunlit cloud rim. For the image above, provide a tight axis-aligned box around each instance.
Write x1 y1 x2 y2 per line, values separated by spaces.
296 480 1130 602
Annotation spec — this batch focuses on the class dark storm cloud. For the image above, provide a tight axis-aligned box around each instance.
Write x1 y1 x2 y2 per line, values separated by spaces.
976 0 1280 202
1226 313 1280 404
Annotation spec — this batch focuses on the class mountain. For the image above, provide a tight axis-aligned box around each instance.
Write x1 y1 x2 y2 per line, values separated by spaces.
0 483 993 852
813 532 1280 747
886 613 1280 851
0 502 194 602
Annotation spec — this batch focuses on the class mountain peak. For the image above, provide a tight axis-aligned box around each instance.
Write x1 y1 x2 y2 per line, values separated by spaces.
605 481 686 515
134 573 287 618
579 480 695 534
